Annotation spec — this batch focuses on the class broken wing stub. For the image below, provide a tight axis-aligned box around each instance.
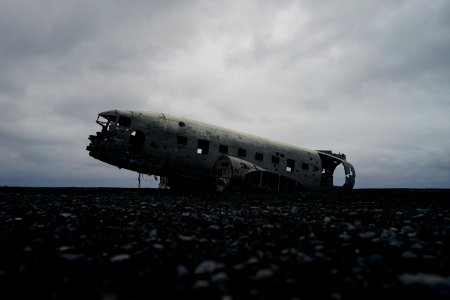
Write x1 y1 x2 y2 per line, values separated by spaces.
212 155 263 191
212 155 309 192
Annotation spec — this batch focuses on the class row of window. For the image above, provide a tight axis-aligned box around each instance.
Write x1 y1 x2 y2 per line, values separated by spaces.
177 135 309 172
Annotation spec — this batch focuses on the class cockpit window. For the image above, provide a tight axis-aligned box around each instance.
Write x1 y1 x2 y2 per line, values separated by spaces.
118 116 131 127
103 115 118 122
96 115 117 127
97 114 131 130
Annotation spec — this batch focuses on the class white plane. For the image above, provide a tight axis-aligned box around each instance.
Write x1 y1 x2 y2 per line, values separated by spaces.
87 110 355 191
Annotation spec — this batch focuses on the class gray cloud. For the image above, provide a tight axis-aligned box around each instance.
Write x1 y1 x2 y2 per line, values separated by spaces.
1 0 449 188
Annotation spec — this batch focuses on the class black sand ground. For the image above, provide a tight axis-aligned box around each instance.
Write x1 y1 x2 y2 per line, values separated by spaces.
1 187 449 299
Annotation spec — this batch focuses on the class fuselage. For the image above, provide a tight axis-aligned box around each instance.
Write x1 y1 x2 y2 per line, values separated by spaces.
87 110 355 190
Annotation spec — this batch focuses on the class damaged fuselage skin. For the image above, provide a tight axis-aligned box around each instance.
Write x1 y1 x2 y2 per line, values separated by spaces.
87 110 355 191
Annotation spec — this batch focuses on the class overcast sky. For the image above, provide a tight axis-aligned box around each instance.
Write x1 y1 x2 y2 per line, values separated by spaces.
1 0 449 188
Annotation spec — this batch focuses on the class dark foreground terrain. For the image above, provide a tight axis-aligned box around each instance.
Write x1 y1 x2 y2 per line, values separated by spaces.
1 187 449 299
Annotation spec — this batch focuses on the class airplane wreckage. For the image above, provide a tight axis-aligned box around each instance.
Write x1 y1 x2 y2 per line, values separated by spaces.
87 110 355 191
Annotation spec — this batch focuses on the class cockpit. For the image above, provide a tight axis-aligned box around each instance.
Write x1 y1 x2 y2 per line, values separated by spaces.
96 113 132 131
87 110 147 172
87 111 134 163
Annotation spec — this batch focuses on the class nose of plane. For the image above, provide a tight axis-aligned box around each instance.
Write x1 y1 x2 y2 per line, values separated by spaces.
86 130 105 156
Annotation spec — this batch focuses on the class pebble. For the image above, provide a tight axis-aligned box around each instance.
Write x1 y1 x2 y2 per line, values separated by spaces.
110 254 131 262
194 260 224 275
399 273 450 295
1 187 449 300
254 268 274 280
401 251 418 259
359 231 376 239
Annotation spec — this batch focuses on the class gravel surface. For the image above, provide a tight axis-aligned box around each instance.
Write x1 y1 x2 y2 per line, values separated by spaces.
1 187 450 299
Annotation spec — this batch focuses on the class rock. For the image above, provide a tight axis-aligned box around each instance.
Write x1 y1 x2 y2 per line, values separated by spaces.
359 231 376 239
110 254 131 262
401 251 418 259
211 272 228 283
399 273 450 295
380 229 396 241
339 232 351 240
364 254 384 266
194 260 225 275
254 268 274 280
176 264 190 278
2 187 450 300
290 206 299 214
